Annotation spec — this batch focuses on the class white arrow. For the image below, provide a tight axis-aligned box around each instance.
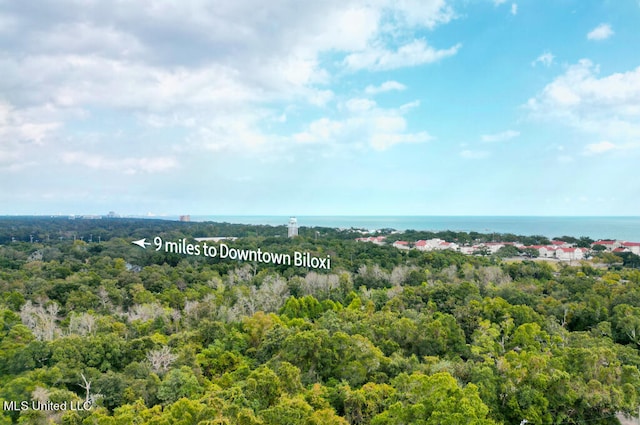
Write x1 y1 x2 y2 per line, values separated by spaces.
132 238 151 249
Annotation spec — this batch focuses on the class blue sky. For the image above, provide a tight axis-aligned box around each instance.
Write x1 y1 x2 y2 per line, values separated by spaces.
1 0 639 216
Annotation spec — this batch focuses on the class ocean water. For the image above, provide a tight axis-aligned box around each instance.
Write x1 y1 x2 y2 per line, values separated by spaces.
182 216 640 242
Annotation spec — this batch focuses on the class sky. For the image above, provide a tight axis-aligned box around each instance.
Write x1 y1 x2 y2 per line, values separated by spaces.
1 0 640 216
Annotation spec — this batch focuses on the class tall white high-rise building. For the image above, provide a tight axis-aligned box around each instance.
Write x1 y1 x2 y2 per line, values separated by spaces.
288 217 298 237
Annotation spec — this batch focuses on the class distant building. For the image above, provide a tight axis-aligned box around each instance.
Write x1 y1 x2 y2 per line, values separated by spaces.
288 217 299 238
179 215 191 222
483 242 506 254
459 246 476 255
194 237 238 242
356 236 386 245
436 241 459 251
414 240 428 250
392 240 410 250
591 240 621 251
538 246 557 258
556 247 588 261
622 242 640 255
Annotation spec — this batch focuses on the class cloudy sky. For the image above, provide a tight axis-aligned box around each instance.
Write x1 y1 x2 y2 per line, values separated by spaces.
1 0 639 216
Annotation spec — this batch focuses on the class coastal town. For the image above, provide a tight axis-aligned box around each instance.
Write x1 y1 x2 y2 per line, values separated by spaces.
356 235 640 261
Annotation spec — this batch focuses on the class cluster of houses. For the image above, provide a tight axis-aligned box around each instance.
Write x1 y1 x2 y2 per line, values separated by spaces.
355 236 640 261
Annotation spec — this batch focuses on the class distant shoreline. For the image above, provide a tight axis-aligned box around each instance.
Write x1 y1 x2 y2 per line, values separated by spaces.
2 215 640 241
150 215 640 241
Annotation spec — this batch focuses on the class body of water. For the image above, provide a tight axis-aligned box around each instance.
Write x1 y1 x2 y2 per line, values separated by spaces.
179 216 640 242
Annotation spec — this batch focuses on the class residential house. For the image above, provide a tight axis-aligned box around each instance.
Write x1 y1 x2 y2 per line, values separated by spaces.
392 240 410 250
356 236 387 245
414 240 428 251
556 247 587 261
435 241 459 251
592 240 621 251
622 242 640 255
536 246 557 258
459 245 477 255
483 242 505 254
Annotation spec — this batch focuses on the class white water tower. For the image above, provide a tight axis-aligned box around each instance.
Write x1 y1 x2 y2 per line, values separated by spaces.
288 217 298 237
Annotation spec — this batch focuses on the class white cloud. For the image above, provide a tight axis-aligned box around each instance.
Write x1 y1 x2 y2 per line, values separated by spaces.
381 0 455 30
583 141 640 155
0 102 62 145
292 101 432 151
587 23 613 40
29 22 145 58
307 90 335 107
399 100 421 112
303 6 381 52
1 54 263 110
365 81 407 95
180 110 275 153
345 98 377 112
344 39 461 71
0 101 65 171
532 51 554 67
526 60 640 143
511 3 518 15
583 141 616 155
61 151 179 174
493 0 507 5
371 132 431 151
481 130 520 142
0 0 456 167
0 0 457 110
460 150 489 159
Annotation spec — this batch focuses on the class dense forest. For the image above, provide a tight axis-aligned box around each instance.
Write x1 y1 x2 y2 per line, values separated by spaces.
2 217 640 424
